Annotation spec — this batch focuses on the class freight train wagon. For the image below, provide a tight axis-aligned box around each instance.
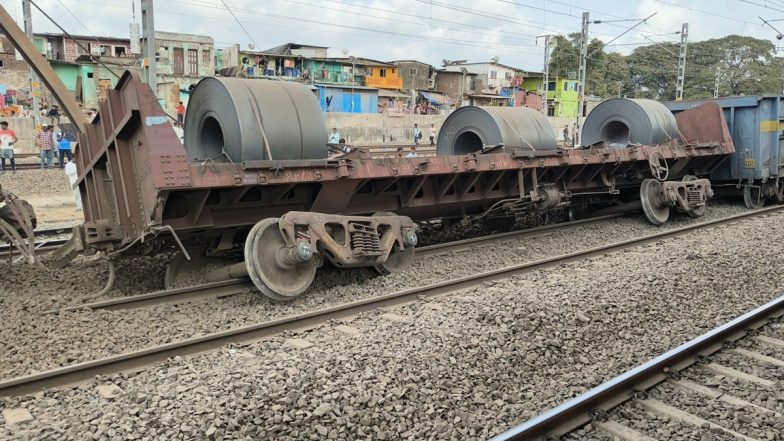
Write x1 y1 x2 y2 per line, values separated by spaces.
666 95 784 208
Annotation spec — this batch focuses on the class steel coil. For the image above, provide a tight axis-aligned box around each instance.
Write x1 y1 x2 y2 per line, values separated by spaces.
581 98 680 147
436 106 556 155
184 78 328 162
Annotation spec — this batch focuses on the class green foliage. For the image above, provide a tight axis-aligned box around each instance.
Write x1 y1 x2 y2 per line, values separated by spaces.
546 33 784 100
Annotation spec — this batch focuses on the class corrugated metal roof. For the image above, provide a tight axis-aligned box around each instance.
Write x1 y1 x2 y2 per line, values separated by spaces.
378 89 411 99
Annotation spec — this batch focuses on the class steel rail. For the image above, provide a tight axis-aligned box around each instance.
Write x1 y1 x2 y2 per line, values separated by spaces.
490 294 784 441
3 205 781 397
0 238 68 257
45 214 624 313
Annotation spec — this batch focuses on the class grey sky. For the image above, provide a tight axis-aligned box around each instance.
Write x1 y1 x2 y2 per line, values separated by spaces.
4 0 783 71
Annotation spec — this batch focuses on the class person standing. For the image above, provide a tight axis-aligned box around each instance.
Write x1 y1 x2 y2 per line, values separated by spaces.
562 126 569 145
35 125 55 169
428 124 437 146
0 120 18 172
176 101 186 125
57 133 73 168
328 128 340 144
413 123 421 147
64 158 82 211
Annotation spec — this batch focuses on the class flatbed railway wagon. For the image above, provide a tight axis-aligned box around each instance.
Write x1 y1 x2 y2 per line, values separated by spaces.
0 5 736 299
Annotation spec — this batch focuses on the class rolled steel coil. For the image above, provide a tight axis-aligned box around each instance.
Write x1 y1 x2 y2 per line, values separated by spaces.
436 106 556 155
184 78 328 162
581 98 680 147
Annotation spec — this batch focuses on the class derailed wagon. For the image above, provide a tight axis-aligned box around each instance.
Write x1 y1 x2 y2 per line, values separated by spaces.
45 70 734 299
0 4 738 300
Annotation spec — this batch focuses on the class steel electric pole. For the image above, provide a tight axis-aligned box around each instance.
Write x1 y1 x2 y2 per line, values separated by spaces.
141 0 157 100
575 12 589 147
675 23 688 101
538 34 553 116
22 0 41 128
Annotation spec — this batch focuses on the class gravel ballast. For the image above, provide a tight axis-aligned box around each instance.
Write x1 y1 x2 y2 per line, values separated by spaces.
0 203 751 378
2 206 784 439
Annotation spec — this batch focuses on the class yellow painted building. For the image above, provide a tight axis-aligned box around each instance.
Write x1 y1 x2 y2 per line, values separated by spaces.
365 65 403 89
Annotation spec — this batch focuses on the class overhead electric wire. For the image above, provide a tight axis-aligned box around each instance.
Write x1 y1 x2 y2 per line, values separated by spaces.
218 0 260 50
27 0 121 79
166 0 541 50
653 0 759 25
308 0 546 40
409 0 617 39
740 0 784 13
276 0 541 43
157 0 545 57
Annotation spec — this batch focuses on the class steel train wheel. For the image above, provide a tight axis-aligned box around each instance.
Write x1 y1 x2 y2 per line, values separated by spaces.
640 179 669 225
244 218 317 300
743 185 766 210
371 211 415 275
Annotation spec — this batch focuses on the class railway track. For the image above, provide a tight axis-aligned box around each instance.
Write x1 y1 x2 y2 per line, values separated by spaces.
0 226 72 257
2 206 781 398
43 214 623 313
492 294 784 441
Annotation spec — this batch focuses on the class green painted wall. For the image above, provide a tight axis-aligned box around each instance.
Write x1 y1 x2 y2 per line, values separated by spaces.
522 77 579 117
304 60 363 85
50 62 97 106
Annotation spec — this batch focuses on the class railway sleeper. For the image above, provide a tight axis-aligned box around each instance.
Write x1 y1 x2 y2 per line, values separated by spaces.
203 211 418 300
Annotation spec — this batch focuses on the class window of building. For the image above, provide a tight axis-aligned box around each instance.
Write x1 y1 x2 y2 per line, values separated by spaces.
173 48 184 75
547 81 555 91
87 72 94 78
563 82 569 91
573 82 578 91
114 46 126 57
202 49 210 63
505 72 512 80
489 70 497 79
379 68 387 77
0 60 4 68
187 49 198 75
100 45 111 55
409 68 417 76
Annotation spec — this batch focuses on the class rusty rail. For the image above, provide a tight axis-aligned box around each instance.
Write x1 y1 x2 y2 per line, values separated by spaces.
491 294 784 441
2 206 781 397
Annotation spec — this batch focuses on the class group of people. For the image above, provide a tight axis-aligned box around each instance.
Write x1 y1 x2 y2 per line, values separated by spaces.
34 124 73 169
412 123 437 147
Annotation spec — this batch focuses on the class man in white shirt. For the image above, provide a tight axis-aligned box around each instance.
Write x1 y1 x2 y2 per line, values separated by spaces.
405 146 417 158
328 128 340 144
0 120 19 172
64 159 82 211
413 124 422 147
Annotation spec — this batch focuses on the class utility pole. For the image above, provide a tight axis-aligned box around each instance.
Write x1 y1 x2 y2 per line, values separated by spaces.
141 0 157 100
575 11 589 147
675 23 688 101
714 66 721 98
538 34 553 116
22 0 41 128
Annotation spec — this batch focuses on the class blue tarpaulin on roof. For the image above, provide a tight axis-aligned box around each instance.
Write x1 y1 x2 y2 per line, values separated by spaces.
419 91 452 106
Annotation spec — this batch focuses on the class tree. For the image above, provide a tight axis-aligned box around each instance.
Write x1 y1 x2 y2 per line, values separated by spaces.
548 33 610 96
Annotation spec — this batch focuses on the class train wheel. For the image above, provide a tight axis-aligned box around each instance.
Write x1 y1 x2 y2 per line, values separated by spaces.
743 185 766 210
640 179 669 225
244 218 317 300
371 211 415 275
374 245 415 276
